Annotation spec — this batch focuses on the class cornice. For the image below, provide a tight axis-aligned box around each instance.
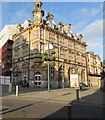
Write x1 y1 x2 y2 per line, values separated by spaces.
13 23 87 47
43 25 87 47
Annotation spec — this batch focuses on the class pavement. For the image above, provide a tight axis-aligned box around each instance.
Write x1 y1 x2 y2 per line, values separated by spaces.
2 85 103 105
0 85 105 119
70 88 104 118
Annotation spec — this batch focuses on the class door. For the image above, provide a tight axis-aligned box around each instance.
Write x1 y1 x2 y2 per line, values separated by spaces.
35 75 42 87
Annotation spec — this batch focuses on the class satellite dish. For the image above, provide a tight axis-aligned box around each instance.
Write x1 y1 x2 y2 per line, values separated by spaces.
44 43 53 50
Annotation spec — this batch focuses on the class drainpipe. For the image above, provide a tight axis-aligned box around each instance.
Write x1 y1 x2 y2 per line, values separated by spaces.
28 29 31 87
86 54 89 86
57 35 60 88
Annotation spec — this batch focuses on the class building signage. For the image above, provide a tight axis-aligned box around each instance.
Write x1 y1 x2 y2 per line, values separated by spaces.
70 74 79 87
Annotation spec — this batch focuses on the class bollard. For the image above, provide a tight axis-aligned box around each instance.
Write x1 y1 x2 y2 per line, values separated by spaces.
16 85 19 96
76 89 79 102
9 83 12 92
66 104 72 119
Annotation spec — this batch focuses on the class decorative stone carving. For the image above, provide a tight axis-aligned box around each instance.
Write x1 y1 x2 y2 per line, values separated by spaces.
57 22 64 33
72 34 78 40
77 33 83 41
46 13 56 29
63 24 72 37
16 24 23 33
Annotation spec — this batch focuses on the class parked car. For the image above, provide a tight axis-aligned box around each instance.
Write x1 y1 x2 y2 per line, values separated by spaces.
79 82 88 90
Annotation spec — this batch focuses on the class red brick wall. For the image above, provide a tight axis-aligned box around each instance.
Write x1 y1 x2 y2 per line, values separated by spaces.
0 48 2 76
1 40 13 76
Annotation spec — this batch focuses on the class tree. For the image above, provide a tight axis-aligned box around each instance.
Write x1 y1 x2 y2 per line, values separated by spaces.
42 50 56 67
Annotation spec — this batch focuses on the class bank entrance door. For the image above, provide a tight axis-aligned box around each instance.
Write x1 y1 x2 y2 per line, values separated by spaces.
35 75 42 87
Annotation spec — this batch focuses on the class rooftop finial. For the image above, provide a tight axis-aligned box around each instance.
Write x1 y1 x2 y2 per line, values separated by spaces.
34 0 43 9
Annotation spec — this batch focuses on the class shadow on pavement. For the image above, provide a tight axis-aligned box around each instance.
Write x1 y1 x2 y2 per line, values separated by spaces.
1 85 68 97
1 103 34 115
80 88 89 91
41 88 104 119
1 85 48 97
42 106 68 119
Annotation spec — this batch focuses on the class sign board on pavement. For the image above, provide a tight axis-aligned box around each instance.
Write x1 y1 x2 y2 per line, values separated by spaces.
70 74 79 88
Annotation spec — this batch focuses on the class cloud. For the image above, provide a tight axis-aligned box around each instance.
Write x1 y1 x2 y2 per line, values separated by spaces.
11 8 32 24
91 3 103 16
82 19 103 41
87 42 103 50
80 19 103 59
72 19 88 32
72 4 103 33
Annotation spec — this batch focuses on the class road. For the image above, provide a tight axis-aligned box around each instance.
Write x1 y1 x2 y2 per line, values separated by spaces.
0 86 104 119
2 97 68 119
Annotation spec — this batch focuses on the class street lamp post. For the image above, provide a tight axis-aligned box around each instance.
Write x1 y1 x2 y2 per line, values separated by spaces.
48 43 50 92
45 43 53 92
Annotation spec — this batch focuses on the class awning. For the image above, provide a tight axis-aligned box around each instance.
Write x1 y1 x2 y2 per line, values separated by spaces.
88 73 101 77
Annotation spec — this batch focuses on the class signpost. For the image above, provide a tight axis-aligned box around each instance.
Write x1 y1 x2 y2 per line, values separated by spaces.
70 74 79 88
70 74 80 102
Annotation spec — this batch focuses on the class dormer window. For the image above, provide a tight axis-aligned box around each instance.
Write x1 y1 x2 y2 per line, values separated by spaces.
57 22 64 33
37 4 39 7
46 13 56 29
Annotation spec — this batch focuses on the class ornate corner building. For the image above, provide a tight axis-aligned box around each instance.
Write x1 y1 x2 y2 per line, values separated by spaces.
11 1 102 88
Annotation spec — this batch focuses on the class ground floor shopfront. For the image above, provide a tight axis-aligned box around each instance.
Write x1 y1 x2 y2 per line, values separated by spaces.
88 74 101 87
12 58 88 88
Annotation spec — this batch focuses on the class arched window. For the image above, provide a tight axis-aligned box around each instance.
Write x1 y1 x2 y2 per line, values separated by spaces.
22 64 28 81
34 43 40 53
34 72 42 86
59 65 64 80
